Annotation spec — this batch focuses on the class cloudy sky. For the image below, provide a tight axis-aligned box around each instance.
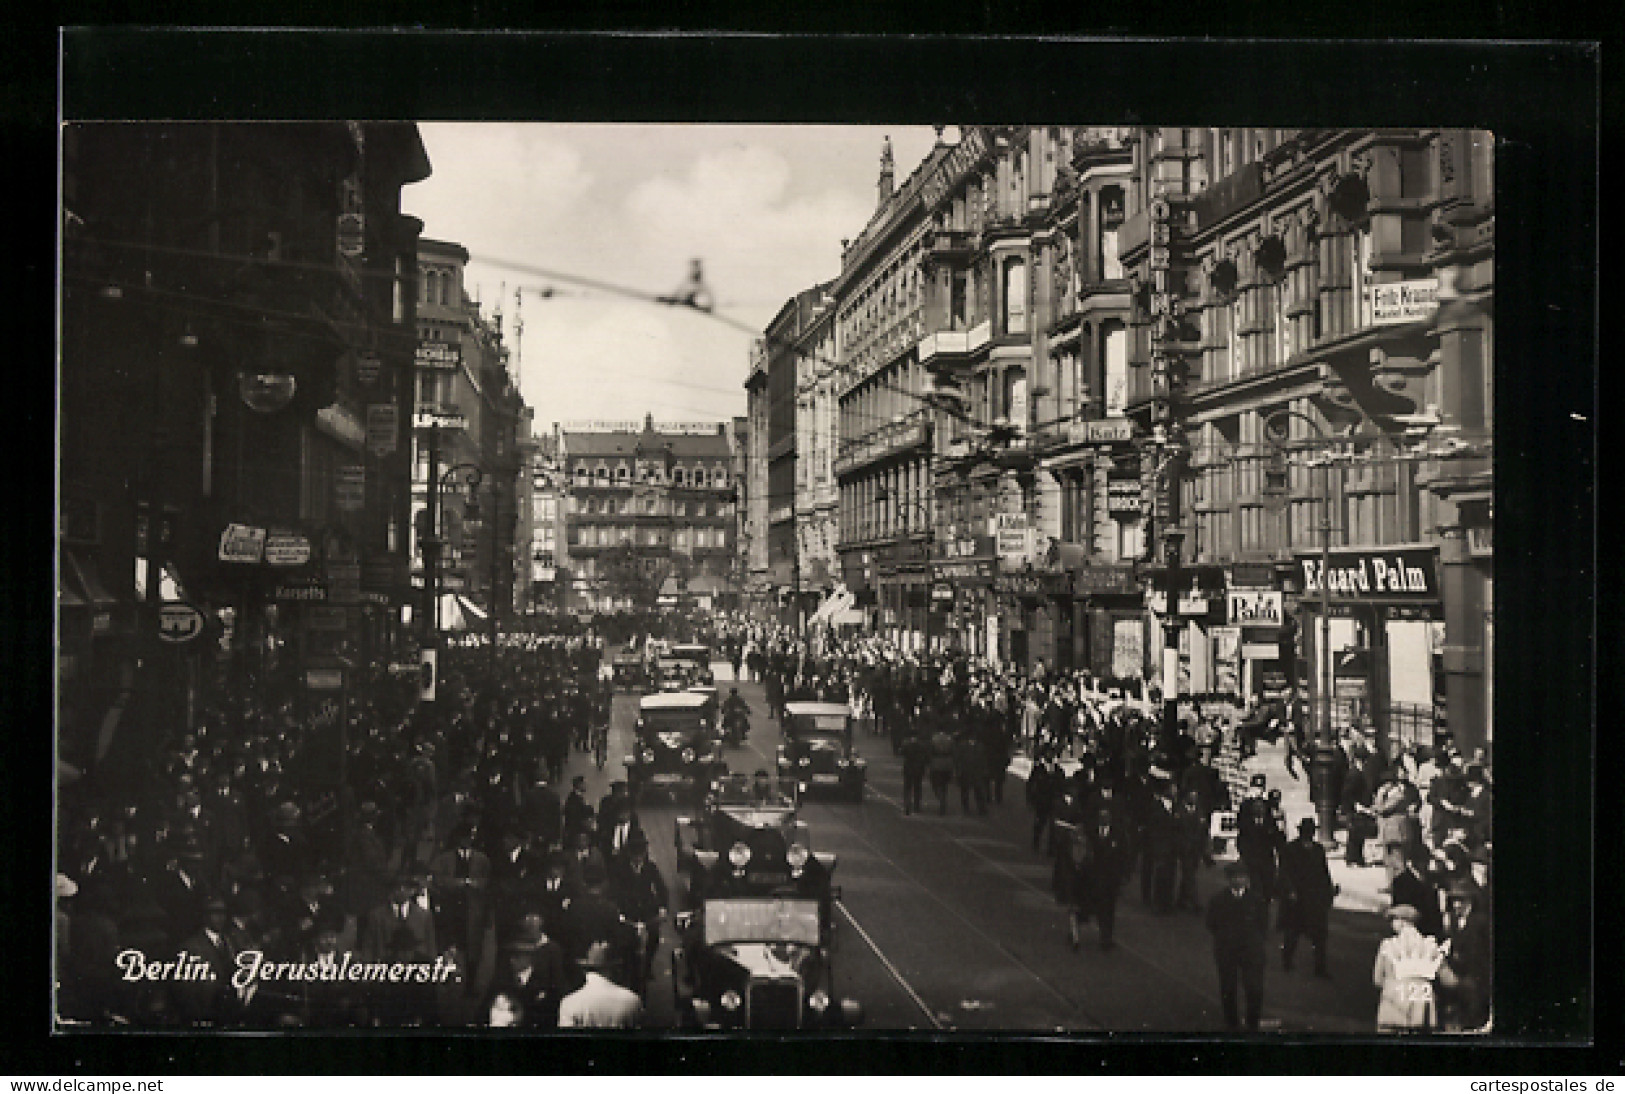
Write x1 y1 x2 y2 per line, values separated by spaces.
402 124 942 430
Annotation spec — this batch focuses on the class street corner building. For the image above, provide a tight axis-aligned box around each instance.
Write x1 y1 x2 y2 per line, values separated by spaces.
743 125 1493 760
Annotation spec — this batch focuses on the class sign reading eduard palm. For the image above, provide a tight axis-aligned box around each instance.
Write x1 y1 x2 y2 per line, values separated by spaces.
1296 546 1440 602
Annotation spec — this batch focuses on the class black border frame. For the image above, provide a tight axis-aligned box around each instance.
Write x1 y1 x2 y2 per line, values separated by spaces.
11 27 1605 1075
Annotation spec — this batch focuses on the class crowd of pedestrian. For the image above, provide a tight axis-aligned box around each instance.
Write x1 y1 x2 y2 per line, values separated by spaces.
55 629 663 1029
710 612 1493 1035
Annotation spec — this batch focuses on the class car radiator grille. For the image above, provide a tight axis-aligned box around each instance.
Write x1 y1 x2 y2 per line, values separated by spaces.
747 979 802 1029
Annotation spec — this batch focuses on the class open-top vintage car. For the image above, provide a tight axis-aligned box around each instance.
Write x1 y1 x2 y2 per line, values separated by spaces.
671 896 862 1030
778 702 867 801
674 773 838 931
624 692 726 804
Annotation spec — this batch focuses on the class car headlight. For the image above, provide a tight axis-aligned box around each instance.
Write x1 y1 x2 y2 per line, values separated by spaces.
786 844 809 870
728 842 752 868
808 990 829 1013
798 757 811 767
720 989 741 1011
681 747 696 764
641 749 655 764
837 758 849 767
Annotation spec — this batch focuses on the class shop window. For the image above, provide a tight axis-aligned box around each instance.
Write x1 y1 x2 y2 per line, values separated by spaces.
1102 320 1128 416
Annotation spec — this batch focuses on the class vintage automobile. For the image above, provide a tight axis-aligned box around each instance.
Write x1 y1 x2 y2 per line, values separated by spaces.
674 773 838 929
610 651 648 691
671 896 862 1030
670 643 714 685
624 692 726 804
778 702 867 801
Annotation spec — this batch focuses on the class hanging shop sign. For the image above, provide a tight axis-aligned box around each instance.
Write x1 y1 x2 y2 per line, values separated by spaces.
1065 417 1136 446
366 404 399 457
1107 477 1143 516
218 523 267 564
156 602 207 644
414 411 467 431
995 572 1071 598
1296 546 1440 603
415 341 462 370
333 466 367 512
932 559 994 582
1366 277 1440 325
355 353 382 386
1227 563 1277 589
263 532 313 567
995 512 1031 559
1069 565 1140 596
1227 589 1284 626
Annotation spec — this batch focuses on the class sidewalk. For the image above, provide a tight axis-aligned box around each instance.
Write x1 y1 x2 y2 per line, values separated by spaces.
1006 740 1390 916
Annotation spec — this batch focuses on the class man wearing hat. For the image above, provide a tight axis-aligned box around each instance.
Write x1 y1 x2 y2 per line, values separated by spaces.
557 940 642 1028
609 831 668 996
597 781 642 862
487 913 569 1029
171 895 238 1027
559 856 627 969
430 822 493 992
1205 861 1269 1032
1234 775 1281 907
261 801 309 888
1277 818 1337 977
1438 879 1491 1031
563 775 593 846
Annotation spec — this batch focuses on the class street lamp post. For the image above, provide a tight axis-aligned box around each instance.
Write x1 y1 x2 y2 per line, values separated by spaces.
420 419 485 672
1263 408 1337 850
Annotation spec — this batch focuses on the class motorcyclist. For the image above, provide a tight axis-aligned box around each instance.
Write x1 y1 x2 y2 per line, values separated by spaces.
720 688 751 744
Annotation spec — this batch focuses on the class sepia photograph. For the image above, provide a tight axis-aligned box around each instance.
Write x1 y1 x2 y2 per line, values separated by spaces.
56 116 1498 1036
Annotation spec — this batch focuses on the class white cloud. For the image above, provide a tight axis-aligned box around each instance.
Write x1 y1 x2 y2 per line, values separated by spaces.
406 123 594 252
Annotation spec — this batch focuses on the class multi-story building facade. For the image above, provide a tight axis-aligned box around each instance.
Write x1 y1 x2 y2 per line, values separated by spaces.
834 136 955 648
561 416 737 614
762 282 834 627
526 425 567 613
795 290 841 600
743 341 771 615
411 239 528 626
60 121 430 778
1110 126 1494 757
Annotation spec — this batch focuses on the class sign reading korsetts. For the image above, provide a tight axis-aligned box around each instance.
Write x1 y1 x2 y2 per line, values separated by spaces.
1296 546 1440 601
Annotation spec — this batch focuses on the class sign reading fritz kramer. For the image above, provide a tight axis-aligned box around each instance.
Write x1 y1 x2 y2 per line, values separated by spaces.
1297 547 1440 602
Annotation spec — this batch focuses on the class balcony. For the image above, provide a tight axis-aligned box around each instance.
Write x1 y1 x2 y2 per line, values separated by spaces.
917 329 971 364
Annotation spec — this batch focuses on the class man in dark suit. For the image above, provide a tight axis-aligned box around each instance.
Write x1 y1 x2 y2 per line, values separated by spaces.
596 783 643 863
521 776 562 852
486 915 570 1029
362 873 438 963
1389 851 1445 940
559 859 627 968
1205 861 1269 1032
431 824 494 990
1277 818 1337 977
563 775 594 846
1439 879 1491 1031
1070 805 1130 951
171 897 238 1027
609 833 668 996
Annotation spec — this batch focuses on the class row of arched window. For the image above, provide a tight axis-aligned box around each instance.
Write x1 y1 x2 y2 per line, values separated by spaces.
568 462 729 488
420 265 458 307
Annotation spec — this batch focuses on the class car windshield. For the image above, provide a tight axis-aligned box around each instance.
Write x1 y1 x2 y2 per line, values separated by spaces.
673 646 709 663
703 898 820 945
714 774 796 807
793 714 849 734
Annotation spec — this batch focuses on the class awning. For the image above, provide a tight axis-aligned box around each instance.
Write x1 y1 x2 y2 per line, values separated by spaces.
438 592 467 631
455 594 489 622
63 549 118 634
